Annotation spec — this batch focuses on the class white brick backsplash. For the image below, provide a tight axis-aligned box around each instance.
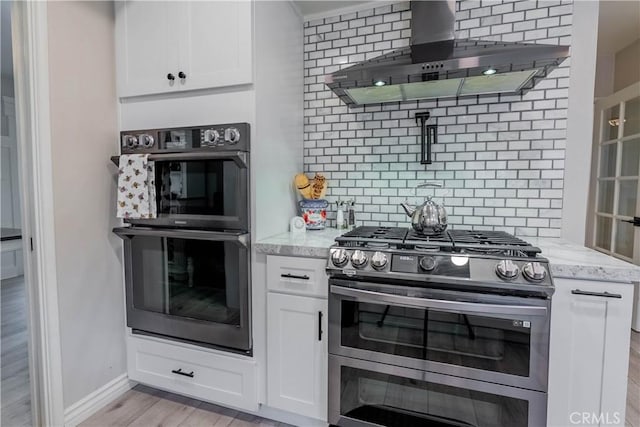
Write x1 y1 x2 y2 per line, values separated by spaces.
303 0 572 237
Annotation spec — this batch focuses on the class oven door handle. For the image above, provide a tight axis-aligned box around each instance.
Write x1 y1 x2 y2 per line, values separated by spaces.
330 285 547 317
110 151 248 168
113 226 249 247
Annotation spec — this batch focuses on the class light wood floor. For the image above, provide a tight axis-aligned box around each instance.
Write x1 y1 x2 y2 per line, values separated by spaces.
81 385 294 427
1 276 32 427
628 330 640 427
83 331 640 427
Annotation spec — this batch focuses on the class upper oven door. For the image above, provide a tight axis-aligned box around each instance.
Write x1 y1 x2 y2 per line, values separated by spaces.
329 279 550 392
126 151 249 231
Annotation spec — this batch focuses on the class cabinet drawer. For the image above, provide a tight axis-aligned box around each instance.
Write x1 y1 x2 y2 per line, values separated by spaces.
127 335 257 411
267 255 328 298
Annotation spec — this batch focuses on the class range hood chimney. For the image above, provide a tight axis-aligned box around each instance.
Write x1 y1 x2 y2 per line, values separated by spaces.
325 0 570 107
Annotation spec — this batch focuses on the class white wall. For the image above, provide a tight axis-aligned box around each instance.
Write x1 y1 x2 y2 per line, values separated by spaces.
561 0 599 244
251 0 303 404
614 39 640 92
253 0 303 241
46 1 126 408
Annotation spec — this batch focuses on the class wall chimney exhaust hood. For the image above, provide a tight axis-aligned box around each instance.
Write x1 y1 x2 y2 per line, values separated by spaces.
325 1 570 107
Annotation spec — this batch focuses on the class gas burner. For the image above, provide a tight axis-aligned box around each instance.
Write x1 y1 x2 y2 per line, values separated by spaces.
328 227 553 300
414 245 442 252
366 241 390 249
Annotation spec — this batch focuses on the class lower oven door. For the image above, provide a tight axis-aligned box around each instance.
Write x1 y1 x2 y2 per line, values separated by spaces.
329 280 550 392
329 354 547 427
114 227 251 352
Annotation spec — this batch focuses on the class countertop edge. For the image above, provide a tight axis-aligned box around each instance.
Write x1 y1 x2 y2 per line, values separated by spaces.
255 231 640 283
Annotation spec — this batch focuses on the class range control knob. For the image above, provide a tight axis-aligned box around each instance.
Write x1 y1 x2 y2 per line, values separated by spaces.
203 129 220 145
123 134 138 149
523 262 546 282
419 256 437 272
496 260 520 280
139 133 155 148
331 249 349 268
224 127 240 144
371 251 388 270
351 250 368 269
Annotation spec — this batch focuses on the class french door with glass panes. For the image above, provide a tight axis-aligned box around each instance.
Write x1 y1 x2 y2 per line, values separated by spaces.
592 82 640 264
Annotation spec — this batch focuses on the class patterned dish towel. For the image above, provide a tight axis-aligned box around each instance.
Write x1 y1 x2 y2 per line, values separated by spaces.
116 154 157 219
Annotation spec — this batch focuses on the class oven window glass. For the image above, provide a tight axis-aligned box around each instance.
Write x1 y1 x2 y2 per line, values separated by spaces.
340 300 531 377
131 236 242 325
155 160 240 217
340 366 529 427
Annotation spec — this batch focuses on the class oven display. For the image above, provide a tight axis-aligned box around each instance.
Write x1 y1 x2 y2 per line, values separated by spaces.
391 254 470 278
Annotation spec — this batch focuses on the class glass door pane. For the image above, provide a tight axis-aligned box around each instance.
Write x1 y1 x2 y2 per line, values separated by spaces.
340 299 532 377
339 365 530 427
131 236 242 325
599 143 617 177
615 220 635 259
604 104 620 141
623 96 640 137
621 138 640 176
155 159 241 217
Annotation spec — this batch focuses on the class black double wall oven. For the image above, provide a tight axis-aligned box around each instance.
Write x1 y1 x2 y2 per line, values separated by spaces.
114 123 252 354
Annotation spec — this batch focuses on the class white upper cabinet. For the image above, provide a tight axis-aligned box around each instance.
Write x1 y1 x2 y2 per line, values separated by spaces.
115 1 253 98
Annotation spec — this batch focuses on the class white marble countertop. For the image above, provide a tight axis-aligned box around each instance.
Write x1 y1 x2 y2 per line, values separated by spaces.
254 228 343 258
527 237 640 283
255 229 640 283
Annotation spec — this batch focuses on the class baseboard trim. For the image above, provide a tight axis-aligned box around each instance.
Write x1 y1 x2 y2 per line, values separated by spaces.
64 374 134 427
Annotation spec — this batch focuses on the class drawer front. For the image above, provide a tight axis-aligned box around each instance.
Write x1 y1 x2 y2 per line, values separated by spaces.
127 335 258 411
267 255 328 298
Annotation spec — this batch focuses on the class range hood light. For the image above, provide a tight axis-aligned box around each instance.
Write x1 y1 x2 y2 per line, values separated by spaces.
483 68 497 75
374 80 387 87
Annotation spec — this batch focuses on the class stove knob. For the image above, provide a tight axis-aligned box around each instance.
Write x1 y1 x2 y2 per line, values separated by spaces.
523 262 546 282
351 250 368 269
371 251 388 270
496 260 520 280
139 133 155 148
203 129 220 145
123 134 138 149
331 249 349 268
419 256 437 272
224 127 240 144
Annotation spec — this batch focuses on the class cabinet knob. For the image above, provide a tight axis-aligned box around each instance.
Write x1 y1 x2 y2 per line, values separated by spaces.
178 71 186 79
167 73 175 81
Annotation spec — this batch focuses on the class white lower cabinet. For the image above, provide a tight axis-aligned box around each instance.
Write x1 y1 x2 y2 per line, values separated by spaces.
127 334 258 412
267 292 328 421
548 278 634 426
266 255 328 421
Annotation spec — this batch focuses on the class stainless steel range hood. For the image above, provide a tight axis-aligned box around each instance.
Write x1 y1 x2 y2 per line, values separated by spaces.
325 1 570 107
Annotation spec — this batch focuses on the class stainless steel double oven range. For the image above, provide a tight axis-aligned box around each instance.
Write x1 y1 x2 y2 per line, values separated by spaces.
113 123 252 354
326 227 554 427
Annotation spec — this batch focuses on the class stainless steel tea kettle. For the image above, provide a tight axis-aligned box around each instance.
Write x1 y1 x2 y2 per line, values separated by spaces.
400 182 448 235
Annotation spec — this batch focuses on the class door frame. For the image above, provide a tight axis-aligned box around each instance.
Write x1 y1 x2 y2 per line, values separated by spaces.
11 1 65 425
588 81 640 263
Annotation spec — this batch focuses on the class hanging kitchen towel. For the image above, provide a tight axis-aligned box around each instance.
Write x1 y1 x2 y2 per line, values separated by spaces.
116 154 157 219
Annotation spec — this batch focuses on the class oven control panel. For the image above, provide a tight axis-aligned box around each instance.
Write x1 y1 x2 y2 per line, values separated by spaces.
328 247 553 290
120 122 250 154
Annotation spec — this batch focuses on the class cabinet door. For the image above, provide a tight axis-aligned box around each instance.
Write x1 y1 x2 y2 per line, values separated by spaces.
267 293 327 421
547 279 634 426
115 1 180 97
177 1 253 92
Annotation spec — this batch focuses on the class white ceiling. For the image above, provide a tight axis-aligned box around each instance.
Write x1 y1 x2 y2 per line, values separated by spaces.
597 0 640 55
1 0 13 77
293 1 371 18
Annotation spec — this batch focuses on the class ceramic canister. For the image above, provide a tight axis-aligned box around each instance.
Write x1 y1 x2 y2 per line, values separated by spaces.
298 199 328 230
